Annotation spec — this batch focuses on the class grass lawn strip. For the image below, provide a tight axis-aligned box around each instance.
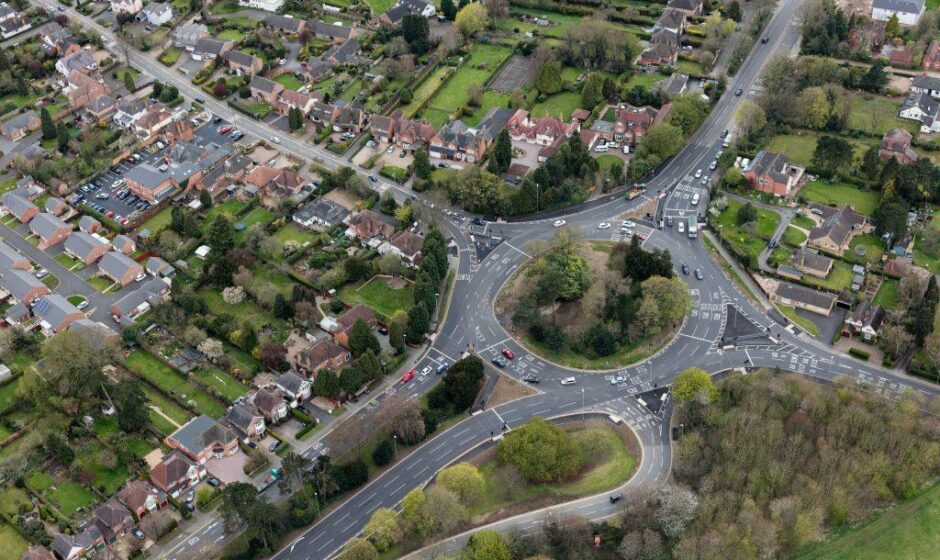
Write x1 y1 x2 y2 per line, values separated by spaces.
873 279 898 308
531 92 582 121
777 304 820 336
402 67 451 117
124 350 225 418
0 522 28 559
800 180 880 216
339 276 413 321
194 366 248 402
274 73 304 91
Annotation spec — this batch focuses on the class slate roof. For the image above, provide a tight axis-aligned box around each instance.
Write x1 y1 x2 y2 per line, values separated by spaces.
776 281 837 310
250 75 281 94
275 371 308 395
193 37 230 57
0 269 45 301
264 14 304 32
901 90 938 117
293 198 349 226
872 0 924 14
324 39 360 64
111 277 168 316
790 249 834 274
69 319 120 347
0 241 28 270
64 231 108 259
809 206 865 247
51 525 102 559
93 497 133 529
390 229 423 257
33 294 81 329
222 403 262 436
223 49 259 68
308 19 355 40
2 192 37 220
169 414 237 454
28 213 69 240
79 215 101 232
913 73 940 91
98 250 141 280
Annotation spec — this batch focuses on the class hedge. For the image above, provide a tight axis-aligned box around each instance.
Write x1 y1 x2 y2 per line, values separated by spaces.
848 348 870 361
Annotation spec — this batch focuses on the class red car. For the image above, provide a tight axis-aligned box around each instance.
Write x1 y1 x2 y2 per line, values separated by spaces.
502 348 514 360
401 369 416 383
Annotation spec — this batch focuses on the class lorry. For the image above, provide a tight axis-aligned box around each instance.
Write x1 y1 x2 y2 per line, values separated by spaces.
687 216 698 239
256 467 282 493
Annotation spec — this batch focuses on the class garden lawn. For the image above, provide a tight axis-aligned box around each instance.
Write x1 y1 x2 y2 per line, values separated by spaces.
339 277 413 321
0 523 28 559
93 415 121 439
531 92 582 121
596 154 624 172
27 471 96 516
874 279 898 308
782 226 807 247
194 366 248 402
767 134 875 168
846 96 918 136
55 252 83 270
365 0 396 14
800 181 880 216
801 260 854 291
215 29 243 41
159 47 182 65
777 304 821 336
379 165 408 183
141 206 173 232
75 440 130 495
402 67 451 117
272 225 321 245
914 228 940 273
248 265 297 296
715 199 781 261
204 198 248 223
200 288 289 341
142 386 191 434
848 234 885 265
124 350 225 418
793 482 940 560
793 213 816 230
0 378 20 412
87 276 117 293
0 486 30 518
462 91 512 127
624 72 666 91
423 45 511 118
234 207 276 244
274 73 304 91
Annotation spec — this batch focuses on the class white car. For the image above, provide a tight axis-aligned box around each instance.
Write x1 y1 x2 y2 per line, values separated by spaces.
694 169 703 178
560 377 577 385
611 375 625 385
271 136 281 144
553 219 566 228
135 272 146 282
621 220 635 228
77 300 89 310
421 366 432 376
386 146 395 154
597 222 611 229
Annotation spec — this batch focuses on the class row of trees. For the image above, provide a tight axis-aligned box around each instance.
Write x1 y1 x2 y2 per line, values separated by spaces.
406 227 449 343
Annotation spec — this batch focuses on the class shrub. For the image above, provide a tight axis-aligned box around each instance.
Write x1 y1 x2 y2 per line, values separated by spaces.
372 438 395 466
849 348 870 361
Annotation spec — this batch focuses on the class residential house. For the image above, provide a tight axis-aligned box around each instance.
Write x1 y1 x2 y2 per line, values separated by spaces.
789 249 834 278
110 0 142 14
166 414 239 463
666 0 703 15
308 20 358 42
380 0 436 26
807 205 867 256
0 2 14 21
113 234 137 255
293 198 349 229
245 165 304 206
302 58 332 82
50 525 104 560
743 150 805 197
55 50 97 76
124 164 178 202
150 449 206 497
615 104 660 147
173 22 209 51
911 74 940 98
194 153 251 196
222 403 266 442
263 14 305 35
653 72 689 98
21 546 56 560
92 498 134 543
138 2 173 26
33 294 84 332
161 118 195 144
63 231 110 265
891 231 915 257
334 303 377 349
275 371 312 406
772 281 837 316
871 0 924 26
292 338 350 377
639 40 678 67
924 40 940 70
0 14 29 39
0 269 49 304
118 479 167 518
249 75 284 104
323 39 361 66
656 8 687 34
378 229 424 267
98 251 144 286
110 277 170 323
394 115 436 151
28 213 71 249
2 192 39 222
192 37 233 61
38 21 78 56
844 301 887 341
146 256 176 277
507 109 578 161
898 90 940 133
65 71 108 110
371 114 396 143
879 127 918 164
346 209 396 240
4 302 29 326
43 197 67 216
0 241 30 271
113 98 149 129
133 103 175 141
78 215 102 233
274 88 318 116
430 107 514 162
223 49 263 76
238 0 283 12
251 387 288 422
332 103 367 133
69 319 121 348
0 111 40 141
14 176 44 200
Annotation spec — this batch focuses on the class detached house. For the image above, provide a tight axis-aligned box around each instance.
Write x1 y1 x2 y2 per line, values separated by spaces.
263 14 305 35
275 88 319 116
378 229 424 267
43 197 67 216
292 338 350 377
293 198 349 229
222 403 266 442
245 165 304 206
110 277 170 323
110 0 142 14
0 111 40 141
808 205 867 256
78 215 102 234
898 90 940 133
872 0 924 27
346 209 396 240
55 50 97 77
238 0 283 12
33 294 84 332
166 414 239 463
150 449 206 498
92 498 134 543
879 127 918 164
50 525 104 560
380 0 436 26
252 387 288 422
63 231 110 265
98 251 144 286
249 75 284 104
173 22 209 51
275 371 312 406
65 71 109 110
430 107 514 162
223 49 263 76
507 109 578 161
118 480 167 518
29 213 71 249
666 0 703 15
323 39 361 66
772 281 838 316
138 2 173 26
789 249 834 279
0 241 30 271
843 301 887 341
192 38 233 61
2 192 39 223
308 20 358 42
743 150 805 198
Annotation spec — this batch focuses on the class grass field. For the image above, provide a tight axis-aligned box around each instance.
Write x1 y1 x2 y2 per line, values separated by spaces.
873 279 898 308
141 206 173 233
339 276 413 321
715 199 781 260
272 225 321 246
0 523 28 559
365 0 396 14
848 234 885 265
200 288 289 341
402 67 452 117
141 386 191 434
767 133 875 168
234 207 276 244
801 181 880 216
193 366 247 402
793 213 816 230
274 73 304 91
624 72 666 91
531 92 582 121
204 199 248 223
782 226 807 247
27 471 96 516
159 47 182 66
794 483 940 560
125 350 225 418
421 45 512 124
596 154 624 172
0 486 30 517
0 378 20 412
846 96 918 136
777 304 821 336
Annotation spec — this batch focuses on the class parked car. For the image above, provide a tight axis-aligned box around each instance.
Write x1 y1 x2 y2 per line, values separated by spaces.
436 363 448 375
207 477 220 487
560 377 577 385
421 366 432 376
378 326 389 335
401 369 416 383
502 348 514 360
611 375 625 385
133 529 145 539
681 263 689 275
492 357 506 368
598 222 611 229
268 441 280 452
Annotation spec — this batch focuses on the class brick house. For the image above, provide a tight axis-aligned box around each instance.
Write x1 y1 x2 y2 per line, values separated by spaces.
150 450 206 498
124 164 178 203
743 150 805 198
346 209 396 240
275 371 312 406
292 338 350 377
0 269 50 304
378 229 424 267
165 415 239 463
28 213 71 249
63 231 110 265
92 498 134 543
430 107 513 162
0 241 30 271
118 479 167 518
65 71 109 110
807 205 867 256
0 110 40 141
2 192 39 223
249 75 284 104
224 49 264 76
879 127 918 164
98 251 144 286
33 294 84 332
222 402 266 442
252 387 288 422
334 303 377 349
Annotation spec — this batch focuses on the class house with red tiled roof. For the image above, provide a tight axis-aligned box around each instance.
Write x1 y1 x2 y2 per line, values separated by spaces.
743 150 805 198
507 109 579 162
118 479 167 518
292 338 350 377
150 449 206 498
65 71 109 110
346 209 396 240
879 127 918 164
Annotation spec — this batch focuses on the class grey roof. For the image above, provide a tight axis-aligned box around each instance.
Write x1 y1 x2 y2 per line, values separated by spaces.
901 90 938 117
222 403 262 433
125 163 171 190
51 525 103 558
28 212 69 240
250 75 281 94
264 14 303 32
913 74 940 92
1 192 37 220
653 73 689 97
33 293 81 329
790 249 833 273
194 37 229 57
0 241 28 269
0 269 45 302
112 277 168 315
275 371 308 395
142 1 172 17
5 302 28 323
99 251 141 281
69 319 119 346
324 39 360 65
79 215 101 232
146 256 172 275
173 22 207 47
294 198 349 226
64 231 108 259
0 3 15 19
113 234 135 251
776 281 837 310
308 20 355 40
43 197 65 213
170 414 237 453
1 110 38 134
223 49 259 68
872 0 924 14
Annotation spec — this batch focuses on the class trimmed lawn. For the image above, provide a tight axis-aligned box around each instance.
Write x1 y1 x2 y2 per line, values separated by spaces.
274 73 304 91
27 471 96 516
422 45 511 121
624 72 666 91
782 226 807 247
234 207 276 244
365 0 395 12
532 92 582 121
272 225 322 246
215 29 243 41
339 276 413 321
848 234 885 265
67 294 87 306
55 252 83 270
0 379 20 412
874 279 898 308
793 213 816 230
200 288 289 341
462 91 511 127
767 133 875 168
75 440 130 495
87 275 117 293
379 165 408 183
141 206 173 233
245 102 273 118
793 483 940 560
801 260 854 291
402 67 451 117
596 154 624 172
204 198 248 222
800 181 880 216
142 386 191 434
193 366 248 402
715 199 781 260
124 350 225 418
0 523 28 559
846 96 918 136
93 415 121 439
159 47 182 66
777 304 821 336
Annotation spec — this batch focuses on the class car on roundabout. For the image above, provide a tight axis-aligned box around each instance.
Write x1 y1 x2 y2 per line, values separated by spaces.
560 377 577 385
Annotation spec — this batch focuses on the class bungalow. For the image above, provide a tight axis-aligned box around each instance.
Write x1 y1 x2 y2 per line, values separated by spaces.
807 205 867 256
308 20 358 43
0 269 49 304
98 251 144 286
166 414 239 463
844 301 887 341
78 215 102 233
252 387 288 422
275 370 312 406
879 127 918 164
293 198 349 229
55 50 98 76
789 249 834 279
292 338 350 377
43 197 67 216
110 0 142 14
110 277 170 322
2 192 39 223
346 209 396 240
146 256 176 277
378 229 424 267
92 498 134 543
238 0 283 12
0 110 40 141
430 107 514 163
112 234 137 255
323 39 361 66
173 22 209 51
124 164 178 203
263 14 305 35
63 231 110 265
192 37 233 61
743 150 805 198
222 403 266 442
138 2 173 26
223 49 263 76
380 0 436 26
150 449 206 497
0 241 30 271
50 525 104 560
772 281 837 316
872 0 924 27
118 479 167 518
249 75 284 104
33 294 84 332
28 213 71 249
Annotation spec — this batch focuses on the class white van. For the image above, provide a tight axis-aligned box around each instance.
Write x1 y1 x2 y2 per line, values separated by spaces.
691 193 700 206
594 144 609 153
678 221 685 233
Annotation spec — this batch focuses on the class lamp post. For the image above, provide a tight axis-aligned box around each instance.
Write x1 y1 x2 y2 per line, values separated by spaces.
581 387 585 423
392 434 397 461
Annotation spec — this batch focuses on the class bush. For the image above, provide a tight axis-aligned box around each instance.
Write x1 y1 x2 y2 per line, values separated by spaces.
295 422 318 440
335 458 369 493
372 438 395 466
849 347 870 361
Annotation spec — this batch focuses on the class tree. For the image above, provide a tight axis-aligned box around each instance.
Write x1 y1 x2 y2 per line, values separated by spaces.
389 310 407 353
260 342 287 370
392 404 426 444
218 482 283 550
401 14 430 53
372 438 395 466
618 529 665 560
488 129 512 175
672 368 718 403
735 101 767 140
535 61 563 95
421 486 468 536
638 124 683 161
364 508 402 552
288 106 303 131
402 487 428 534
455 3 488 38
199 189 213 209
123 71 135 92
498 418 584 482
348 319 381 358
56 122 70 151
113 379 150 433
860 60 888 93
463 531 511 560
581 73 605 110
429 356 484 412
654 484 698 539
344 256 370 282
44 433 74 466
207 215 234 253
437 462 484 505
20 329 116 413
413 149 431 180
406 303 430 343
340 538 378 560
40 107 55 140
886 13 901 38
279 452 313 495
667 93 710 135
726 0 742 21
811 136 853 176
313 368 341 398
737 202 757 224
442 0 457 20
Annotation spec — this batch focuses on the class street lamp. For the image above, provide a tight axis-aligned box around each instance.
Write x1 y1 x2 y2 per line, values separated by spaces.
581 387 585 423
392 434 398 461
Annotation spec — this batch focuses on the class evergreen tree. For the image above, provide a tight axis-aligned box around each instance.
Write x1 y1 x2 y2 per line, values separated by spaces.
406 303 430 344
348 319 380 358
207 215 235 253
488 129 512 175
413 272 437 316
356 350 382 381
274 293 293 320
199 189 213 209
412 149 432 180
313 368 341 398
40 107 55 140
113 379 151 433
581 73 605 110
442 0 457 20
123 71 135 93
56 122 70 151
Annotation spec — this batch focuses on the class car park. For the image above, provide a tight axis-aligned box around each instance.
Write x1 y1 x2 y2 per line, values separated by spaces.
560 377 577 385
709 160 717 170
421 366 432 376
621 220 635 228
700 176 709 185
492 357 506 368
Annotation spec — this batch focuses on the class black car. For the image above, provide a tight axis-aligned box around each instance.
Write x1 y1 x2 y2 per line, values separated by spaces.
761 36 769 44
214 116 223 123
473 217 485 226
378 326 389 335
681 263 689 275
207 477 220 487
522 374 541 384
195 97 206 104
734 89 743 96
297 405 310 415
609 494 622 504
